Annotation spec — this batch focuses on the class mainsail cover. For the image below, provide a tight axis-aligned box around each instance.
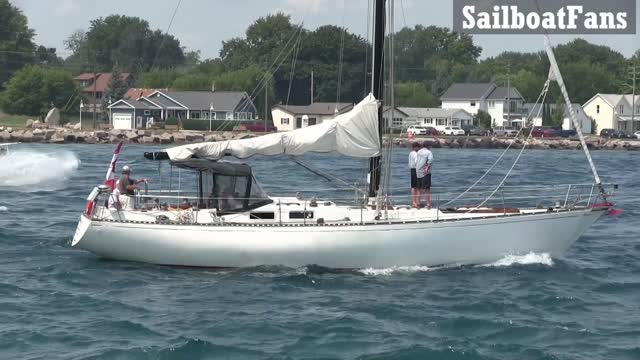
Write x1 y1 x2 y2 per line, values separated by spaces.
166 94 380 161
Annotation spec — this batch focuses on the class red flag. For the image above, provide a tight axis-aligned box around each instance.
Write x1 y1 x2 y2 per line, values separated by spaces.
104 142 123 191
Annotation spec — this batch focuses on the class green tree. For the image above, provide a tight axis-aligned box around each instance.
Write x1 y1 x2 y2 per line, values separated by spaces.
550 98 565 127
394 82 438 107
65 15 186 73
475 109 492 129
0 65 78 117
0 0 36 88
137 69 179 88
101 66 130 118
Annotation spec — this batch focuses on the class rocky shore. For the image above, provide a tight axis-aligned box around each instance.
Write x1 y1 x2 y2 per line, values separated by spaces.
1 126 639 151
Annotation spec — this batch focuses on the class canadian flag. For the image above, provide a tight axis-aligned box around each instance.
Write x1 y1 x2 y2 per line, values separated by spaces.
104 142 123 191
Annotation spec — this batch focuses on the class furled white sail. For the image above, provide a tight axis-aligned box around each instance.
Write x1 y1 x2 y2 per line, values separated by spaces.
166 94 381 161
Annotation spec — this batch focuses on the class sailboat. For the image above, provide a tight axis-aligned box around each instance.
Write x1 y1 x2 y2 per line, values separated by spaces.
72 0 615 268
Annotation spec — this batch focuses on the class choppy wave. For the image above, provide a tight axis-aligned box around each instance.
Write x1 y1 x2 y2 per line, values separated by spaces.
479 252 554 267
0 148 80 191
358 265 434 276
0 206 7 212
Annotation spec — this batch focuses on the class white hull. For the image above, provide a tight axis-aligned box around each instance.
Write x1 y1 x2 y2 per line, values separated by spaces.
72 208 605 268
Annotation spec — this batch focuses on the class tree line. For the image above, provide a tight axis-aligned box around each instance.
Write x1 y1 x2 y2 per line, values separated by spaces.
1 0 638 124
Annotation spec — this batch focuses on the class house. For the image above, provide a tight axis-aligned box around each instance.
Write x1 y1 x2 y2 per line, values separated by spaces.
271 102 354 131
523 103 592 134
124 88 162 100
383 107 474 130
440 83 525 127
74 73 134 113
108 90 257 130
583 94 640 133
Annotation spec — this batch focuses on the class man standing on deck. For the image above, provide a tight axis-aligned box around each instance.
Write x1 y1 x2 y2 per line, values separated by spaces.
415 142 433 209
116 165 148 210
408 142 420 208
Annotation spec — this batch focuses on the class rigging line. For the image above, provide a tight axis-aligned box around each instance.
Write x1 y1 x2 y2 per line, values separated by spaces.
442 80 551 207
468 83 551 212
399 0 408 27
533 0 604 196
290 156 364 192
285 33 302 108
151 0 182 70
212 24 305 132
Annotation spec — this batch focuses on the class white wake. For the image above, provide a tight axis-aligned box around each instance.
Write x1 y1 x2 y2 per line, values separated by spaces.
479 252 554 267
0 148 81 191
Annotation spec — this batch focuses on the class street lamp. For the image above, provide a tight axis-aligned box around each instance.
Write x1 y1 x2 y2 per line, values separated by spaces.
108 97 112 128
209 103 214 132
79 100 84 130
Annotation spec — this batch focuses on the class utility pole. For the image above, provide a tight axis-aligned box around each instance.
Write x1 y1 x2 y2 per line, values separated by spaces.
506 62 511 127
624 63 639 132
93 64 97 129
264 76 268 132
310 70 314 105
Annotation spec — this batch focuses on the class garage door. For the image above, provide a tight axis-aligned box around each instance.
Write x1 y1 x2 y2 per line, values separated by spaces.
113 113 132 130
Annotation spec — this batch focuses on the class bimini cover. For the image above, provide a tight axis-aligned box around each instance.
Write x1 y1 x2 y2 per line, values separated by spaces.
166 94 380 161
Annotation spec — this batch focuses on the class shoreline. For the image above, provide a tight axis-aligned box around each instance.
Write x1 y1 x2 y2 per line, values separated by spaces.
1 127 639 151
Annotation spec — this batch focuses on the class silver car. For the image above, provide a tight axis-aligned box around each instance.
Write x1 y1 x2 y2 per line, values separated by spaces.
492 126 519 137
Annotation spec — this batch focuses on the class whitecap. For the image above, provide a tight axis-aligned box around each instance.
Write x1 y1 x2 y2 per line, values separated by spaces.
0 206 7 211
0 148 81 191
358 265 433 276
479 252 554 267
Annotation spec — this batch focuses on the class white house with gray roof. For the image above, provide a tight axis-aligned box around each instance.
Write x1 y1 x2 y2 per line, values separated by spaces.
108 90 257 129
583 93 640 133
383 107 474 130
440 83 525 127
271 102 354 131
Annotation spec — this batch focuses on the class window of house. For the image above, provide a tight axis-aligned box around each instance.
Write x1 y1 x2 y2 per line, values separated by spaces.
596 105 600 114
488 101 495 108
392 117 403 127
144 110 151 115
470 101 476 107
425 119 433 125
618 105 624 113
281 118 290 125
437 119 446 126
226 112 233 120
191 112 201 119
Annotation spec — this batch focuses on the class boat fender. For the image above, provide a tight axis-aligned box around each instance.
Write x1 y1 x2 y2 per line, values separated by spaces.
310 198 318 207
84 187 100 217
317 218 325 224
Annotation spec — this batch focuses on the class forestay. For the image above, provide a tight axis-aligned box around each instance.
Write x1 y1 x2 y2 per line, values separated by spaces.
166 94 380 161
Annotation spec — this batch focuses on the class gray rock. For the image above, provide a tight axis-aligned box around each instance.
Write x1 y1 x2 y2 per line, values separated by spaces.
25 119 35 128
173 132 187 144
72 122 81 130
159 133 173 144
141 136 156 144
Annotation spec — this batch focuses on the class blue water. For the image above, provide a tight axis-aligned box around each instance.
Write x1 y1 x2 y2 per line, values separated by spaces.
0 144 638 360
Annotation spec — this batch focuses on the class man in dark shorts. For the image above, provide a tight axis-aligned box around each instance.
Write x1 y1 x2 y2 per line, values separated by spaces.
408 142 420 208
415 142 433 209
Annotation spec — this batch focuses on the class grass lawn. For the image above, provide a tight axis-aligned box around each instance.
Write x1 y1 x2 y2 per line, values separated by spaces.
0 115 31 129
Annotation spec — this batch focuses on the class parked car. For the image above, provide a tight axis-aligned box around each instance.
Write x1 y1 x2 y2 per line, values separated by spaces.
600 128 633 138
531 126 559 138
442 126 466 136
407 125 438 136
461 125 484 136
559 129 577 138
241 123 278 132
492 126 519 137
635 131 640 140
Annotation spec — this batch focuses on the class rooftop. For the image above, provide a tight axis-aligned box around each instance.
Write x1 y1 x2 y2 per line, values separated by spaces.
274 102 354 116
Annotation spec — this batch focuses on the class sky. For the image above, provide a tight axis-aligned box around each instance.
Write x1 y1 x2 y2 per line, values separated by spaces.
11 0 640 60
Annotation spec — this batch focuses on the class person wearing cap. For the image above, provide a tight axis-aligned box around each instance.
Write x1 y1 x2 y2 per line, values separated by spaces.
408 142 421 208
415 141 433 209
116 165 148 210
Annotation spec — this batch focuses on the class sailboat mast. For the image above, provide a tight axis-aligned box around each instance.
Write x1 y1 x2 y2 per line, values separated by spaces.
368 0 386 198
